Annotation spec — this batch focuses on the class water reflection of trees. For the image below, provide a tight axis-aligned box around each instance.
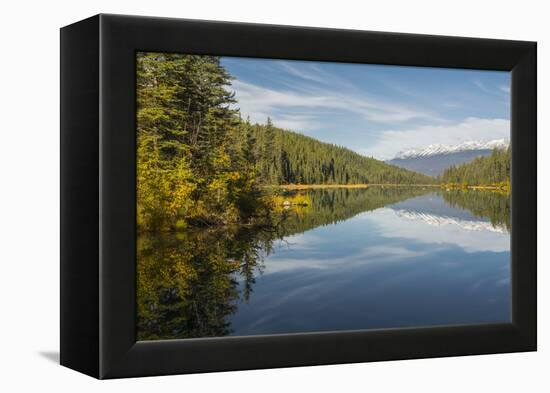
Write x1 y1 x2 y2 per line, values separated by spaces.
279 187 432 237
137 186 510 341
438 189 511 231
137 226 273 340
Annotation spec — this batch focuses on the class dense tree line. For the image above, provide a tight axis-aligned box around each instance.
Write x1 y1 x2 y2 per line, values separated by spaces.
247 120 435 186
137 52 436 231
439 147 510 187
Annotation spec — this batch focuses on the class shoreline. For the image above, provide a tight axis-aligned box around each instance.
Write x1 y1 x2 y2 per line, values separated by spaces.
440 184 510 192
275 183 439 190
273 183 509 191
448 186 506 190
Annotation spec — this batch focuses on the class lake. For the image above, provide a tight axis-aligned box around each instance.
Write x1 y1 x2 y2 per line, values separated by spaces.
137 187 511 340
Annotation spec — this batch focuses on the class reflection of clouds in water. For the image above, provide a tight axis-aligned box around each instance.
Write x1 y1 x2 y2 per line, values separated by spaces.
393 209 507 233
272 232 321 251
231 192 511 335
250 281 326 311
264 243 429 275
233 238 510 334
263 202 509 275
367 208 510 253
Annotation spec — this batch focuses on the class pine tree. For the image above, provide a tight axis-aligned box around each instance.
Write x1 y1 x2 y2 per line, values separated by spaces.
439 147 510 187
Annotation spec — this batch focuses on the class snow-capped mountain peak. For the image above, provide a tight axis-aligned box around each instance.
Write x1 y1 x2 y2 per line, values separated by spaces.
393 138 509 160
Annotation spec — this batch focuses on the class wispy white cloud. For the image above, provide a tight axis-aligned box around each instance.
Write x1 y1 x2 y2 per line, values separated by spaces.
264 243 428 275
230 79 438 131
277 61 357 90
277 61 327 84
365 117 510 160
474 80 510 97
273 114 321 132
473 80 496 95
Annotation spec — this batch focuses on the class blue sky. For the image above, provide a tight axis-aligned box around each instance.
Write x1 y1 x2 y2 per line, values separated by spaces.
221 57 510 160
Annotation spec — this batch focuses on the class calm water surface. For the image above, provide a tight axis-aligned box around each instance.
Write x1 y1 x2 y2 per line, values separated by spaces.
137 187 510 340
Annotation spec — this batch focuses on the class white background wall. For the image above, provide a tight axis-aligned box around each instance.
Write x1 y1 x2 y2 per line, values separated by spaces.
0 0 546 391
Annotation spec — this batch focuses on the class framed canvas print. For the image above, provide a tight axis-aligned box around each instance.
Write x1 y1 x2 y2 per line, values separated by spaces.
60 14 536 379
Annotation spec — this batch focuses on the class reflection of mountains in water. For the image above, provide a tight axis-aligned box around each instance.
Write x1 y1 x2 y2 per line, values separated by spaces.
438 189 510 231
137 187 510 341
393 209 508 233
279 186 432 237
280 187 510 237
387 191 510 234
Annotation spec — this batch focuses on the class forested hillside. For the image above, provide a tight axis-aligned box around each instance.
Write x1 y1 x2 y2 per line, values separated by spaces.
439 148 510 187
247 119 435 185
136 52 436 232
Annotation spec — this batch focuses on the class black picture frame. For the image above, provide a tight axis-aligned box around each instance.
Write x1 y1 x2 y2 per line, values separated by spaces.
60 14 537 379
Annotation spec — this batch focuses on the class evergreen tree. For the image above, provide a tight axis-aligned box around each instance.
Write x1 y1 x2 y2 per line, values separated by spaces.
249 125 435 185
137 52 271 230
439 147 510 187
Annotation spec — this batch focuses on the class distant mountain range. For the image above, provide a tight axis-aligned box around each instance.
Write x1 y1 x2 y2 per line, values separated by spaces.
386 139 509 177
